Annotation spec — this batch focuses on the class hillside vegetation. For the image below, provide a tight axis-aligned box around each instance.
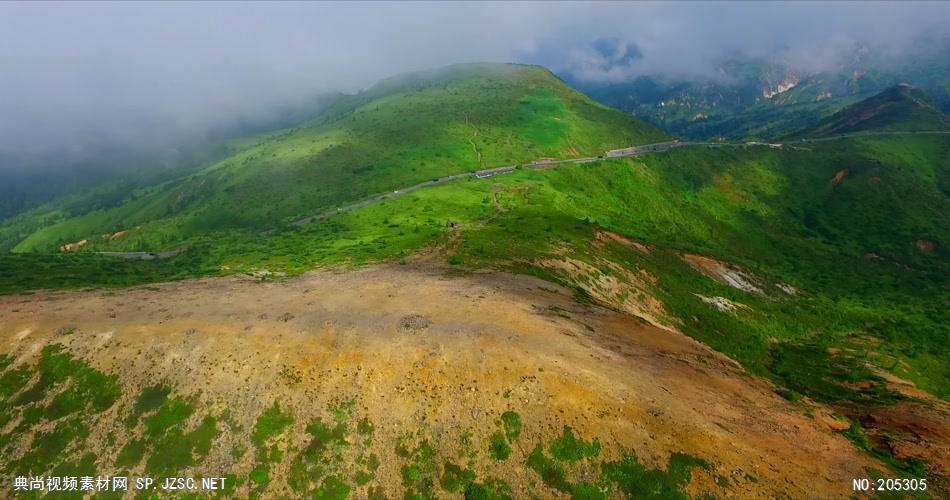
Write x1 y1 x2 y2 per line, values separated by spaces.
2 66 949 493
2 63 667 253
3 76 947 399
797 84 950 138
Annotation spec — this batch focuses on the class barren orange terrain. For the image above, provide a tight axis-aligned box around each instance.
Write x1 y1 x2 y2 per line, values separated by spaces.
0 259 893 498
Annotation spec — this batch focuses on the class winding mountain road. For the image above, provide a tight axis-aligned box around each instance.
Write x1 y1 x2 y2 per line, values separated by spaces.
281 129 950 230
102 129 950 257
97 249 182 260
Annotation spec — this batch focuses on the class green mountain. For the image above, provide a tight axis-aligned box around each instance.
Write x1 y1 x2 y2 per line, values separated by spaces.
2 63 949 493
0 92 343 224
1 63 666 254
798 84 950 137
567 42 950 140
566 58 851 140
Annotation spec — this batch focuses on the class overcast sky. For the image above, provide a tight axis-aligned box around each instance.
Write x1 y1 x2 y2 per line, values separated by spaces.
1 1 948 166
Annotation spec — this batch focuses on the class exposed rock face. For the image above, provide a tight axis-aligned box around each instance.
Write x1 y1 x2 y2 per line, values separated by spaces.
777 283 799 296
536 246 672 332
695 294 748 313
763 79 798 99
762 68 800 99
830 169 849 187
59 239 87 252
681 253 763 294
593 228 652 254
915 239 937 252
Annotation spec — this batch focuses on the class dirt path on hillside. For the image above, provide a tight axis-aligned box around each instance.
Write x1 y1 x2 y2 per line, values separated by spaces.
474 183 513 227
0 261 884 498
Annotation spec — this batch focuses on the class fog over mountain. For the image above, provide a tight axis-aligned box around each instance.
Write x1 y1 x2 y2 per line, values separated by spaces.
1 1 948 167
2 4 950 493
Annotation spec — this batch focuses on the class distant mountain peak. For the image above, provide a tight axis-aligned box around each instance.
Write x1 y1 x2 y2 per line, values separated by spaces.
796 84 950 137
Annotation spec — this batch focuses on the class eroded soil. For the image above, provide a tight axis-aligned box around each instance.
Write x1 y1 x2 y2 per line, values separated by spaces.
0 261 892 497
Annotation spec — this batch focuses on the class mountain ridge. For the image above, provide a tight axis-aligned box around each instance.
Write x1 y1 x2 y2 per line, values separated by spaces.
2 63 668 253
796 84 950 138
565 42 950 140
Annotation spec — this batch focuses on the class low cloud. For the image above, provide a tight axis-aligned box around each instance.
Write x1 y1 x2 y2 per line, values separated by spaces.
1 1 947 168
530 2 950 83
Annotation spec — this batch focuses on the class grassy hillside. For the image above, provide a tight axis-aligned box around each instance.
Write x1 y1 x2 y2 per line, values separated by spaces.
799 84 950 137
3 70 947 404
2 63 949 490
4 134 947 394
241 134 948 396
2 63 667 253
4 135 948 493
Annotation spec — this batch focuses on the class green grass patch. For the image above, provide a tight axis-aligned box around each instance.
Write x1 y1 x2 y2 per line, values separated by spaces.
440 461 477 493
842 421 927 477
247 402 294 492
145 414 218 476
600 452 709 499
464 478 514 500
357 415 375 437
500 411 522 441
1 344 122 476
571 482 607 500
549 427 600 462
249 465 269 484
144 397 193 437
769 341 903 405
311 475 350 499
287 395 368 494
526 444 572 493
253 402 294 446
488 431 512 461
11 418 89 474
127 384 171 425
400 439 438 500
0 362 32 399
115 438 147 468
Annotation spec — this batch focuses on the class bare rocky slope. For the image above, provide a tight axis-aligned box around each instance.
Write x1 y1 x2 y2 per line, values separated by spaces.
5 257 946 498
